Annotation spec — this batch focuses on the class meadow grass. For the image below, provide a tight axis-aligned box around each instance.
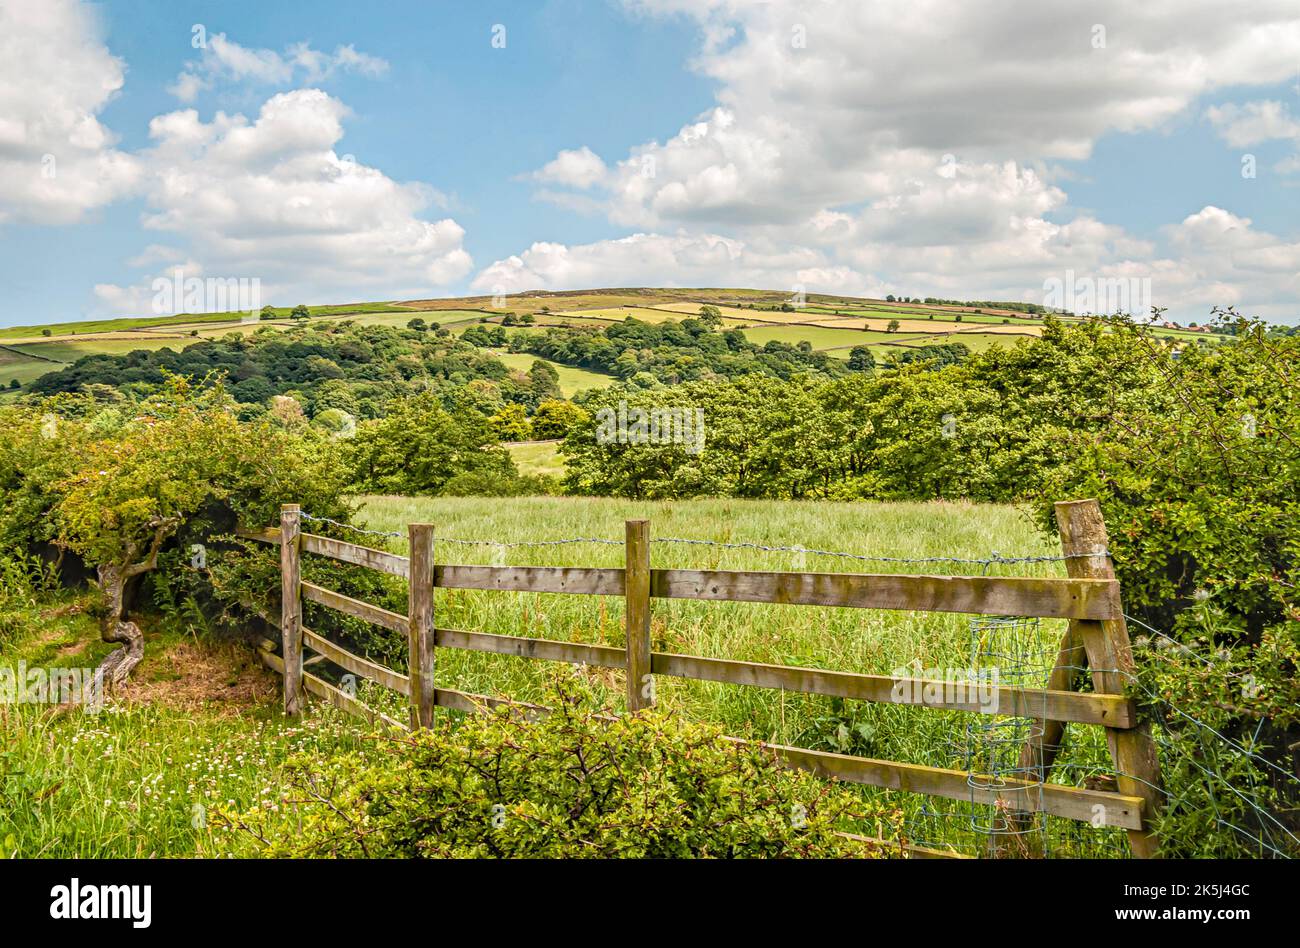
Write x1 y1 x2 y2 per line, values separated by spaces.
493 352 615 396
505 440 565 477
0 593 381 857
336 495 1124 857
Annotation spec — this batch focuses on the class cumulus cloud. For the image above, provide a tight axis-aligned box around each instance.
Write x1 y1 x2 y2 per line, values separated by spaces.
94 89 470 313
476 0 1300 320
471 231 880 298
530 146 608 190
0 0 142 223
1205 100 1300 176
168 33 388 102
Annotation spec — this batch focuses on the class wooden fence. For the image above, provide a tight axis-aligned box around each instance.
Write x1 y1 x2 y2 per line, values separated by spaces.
239 498 1163 858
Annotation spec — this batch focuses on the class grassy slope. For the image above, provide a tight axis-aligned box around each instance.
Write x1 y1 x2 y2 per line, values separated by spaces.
0 302 410 341
505 440 565 478
493 352 614 397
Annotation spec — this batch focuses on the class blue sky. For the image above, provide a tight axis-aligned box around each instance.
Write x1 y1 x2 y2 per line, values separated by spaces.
1 0 1297 326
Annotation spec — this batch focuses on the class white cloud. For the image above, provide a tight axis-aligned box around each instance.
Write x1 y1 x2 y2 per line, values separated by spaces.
530 147 608 190
1205 101 1300 147
471 231 879 298
168 33 388 102
94 89 470 313
477 0 1300 321
555 0 1300 231
0 0 141 223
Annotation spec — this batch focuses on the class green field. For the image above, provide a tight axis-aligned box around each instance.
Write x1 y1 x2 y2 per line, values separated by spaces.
505 439 565 478
894 330 1037 353
493 352 614 396
0 346 65 387
553 306 682 323
0 302 411 342
9 336 190 362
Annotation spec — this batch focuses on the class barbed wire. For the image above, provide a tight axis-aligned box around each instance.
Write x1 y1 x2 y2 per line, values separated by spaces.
297 511 1095 566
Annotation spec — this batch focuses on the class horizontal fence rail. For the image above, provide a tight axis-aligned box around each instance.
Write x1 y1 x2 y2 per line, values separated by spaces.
238 500 1161 858
240 530 1122 619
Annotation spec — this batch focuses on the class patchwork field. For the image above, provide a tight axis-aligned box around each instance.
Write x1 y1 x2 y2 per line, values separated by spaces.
740 324 926 350
0 288 1229 393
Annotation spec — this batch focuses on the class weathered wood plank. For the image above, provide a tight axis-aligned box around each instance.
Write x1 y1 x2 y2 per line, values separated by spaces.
302 671 407 731
408 523 436 729
258 646 285 675
433 687 547 717
281 505 302 716
435 628 626 668
301 581 408 634
649 652 1134 726
302 533 409 578
650 569 1120 620
236 526 281 545
434 565 625 596
625 520 653 711
301 627 410 695
762 742 1144 829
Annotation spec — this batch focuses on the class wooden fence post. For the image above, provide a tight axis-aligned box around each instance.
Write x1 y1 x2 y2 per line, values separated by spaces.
624 519 652 712
408 523 436 729
1055 499 1163 858
280 504 302 716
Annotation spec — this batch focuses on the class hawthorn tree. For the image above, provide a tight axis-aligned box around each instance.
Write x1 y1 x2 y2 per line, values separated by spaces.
50 378 347 689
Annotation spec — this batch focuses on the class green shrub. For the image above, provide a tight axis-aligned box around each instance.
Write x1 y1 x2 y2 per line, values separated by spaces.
0 553 58 647
1040 312 1300 856
221 674 892 858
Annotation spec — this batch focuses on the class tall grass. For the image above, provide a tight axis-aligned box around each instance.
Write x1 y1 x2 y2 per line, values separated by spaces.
0 588 381 858
340 495 1125 857
0 698 376 857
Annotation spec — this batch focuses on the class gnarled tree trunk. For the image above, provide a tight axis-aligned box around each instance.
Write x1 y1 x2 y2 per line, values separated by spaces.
97 563 146 689
92 518 177 692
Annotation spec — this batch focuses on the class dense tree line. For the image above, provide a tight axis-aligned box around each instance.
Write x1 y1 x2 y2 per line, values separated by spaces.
502 316 857 384
27 323 563 422
559 319 1142 501
921 297 1052 314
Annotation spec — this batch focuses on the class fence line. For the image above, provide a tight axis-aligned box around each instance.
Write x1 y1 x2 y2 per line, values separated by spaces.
239 498 1164 858
292 511 1095 568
